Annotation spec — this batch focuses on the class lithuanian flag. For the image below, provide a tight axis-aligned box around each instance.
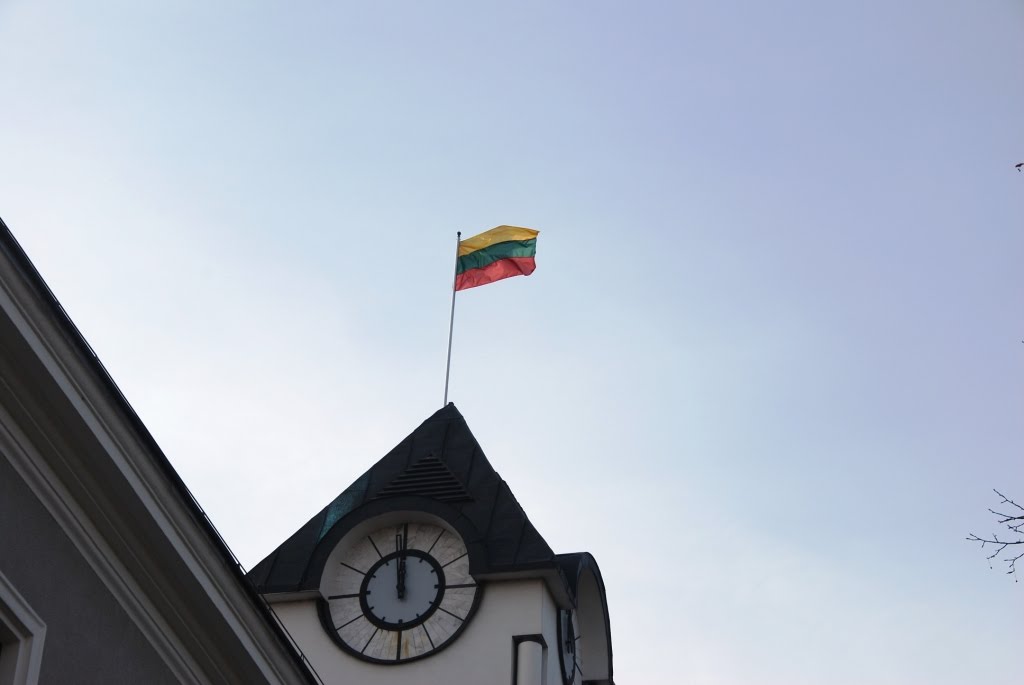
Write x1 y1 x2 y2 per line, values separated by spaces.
456 226 539 291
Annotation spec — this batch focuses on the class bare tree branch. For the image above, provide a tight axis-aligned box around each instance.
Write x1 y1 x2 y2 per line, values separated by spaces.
968 490 1024 581
993 489 1024 512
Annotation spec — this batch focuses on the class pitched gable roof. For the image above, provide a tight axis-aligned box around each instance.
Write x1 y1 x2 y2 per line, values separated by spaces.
248 403 555 594
0 219 317 684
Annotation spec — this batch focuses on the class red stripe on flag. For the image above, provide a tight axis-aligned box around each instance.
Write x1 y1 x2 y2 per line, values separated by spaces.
454 256 536 291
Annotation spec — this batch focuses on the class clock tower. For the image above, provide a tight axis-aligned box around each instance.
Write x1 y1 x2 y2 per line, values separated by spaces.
248 404 614 685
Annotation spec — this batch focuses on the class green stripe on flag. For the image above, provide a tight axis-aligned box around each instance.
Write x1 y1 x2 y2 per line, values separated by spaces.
456 239 537 275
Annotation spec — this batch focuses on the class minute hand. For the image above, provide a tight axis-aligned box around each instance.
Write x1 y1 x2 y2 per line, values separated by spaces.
396 532 407 599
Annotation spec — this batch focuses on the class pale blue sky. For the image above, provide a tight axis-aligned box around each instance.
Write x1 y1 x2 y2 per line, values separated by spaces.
2 2 1023 683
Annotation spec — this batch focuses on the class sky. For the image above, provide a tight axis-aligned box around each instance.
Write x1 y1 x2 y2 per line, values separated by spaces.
2 1 1023 683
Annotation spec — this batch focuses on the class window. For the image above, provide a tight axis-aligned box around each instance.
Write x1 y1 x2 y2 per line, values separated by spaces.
0 572 45 685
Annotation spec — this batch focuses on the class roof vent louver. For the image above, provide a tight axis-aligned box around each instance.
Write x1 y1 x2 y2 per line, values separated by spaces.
375 453 472 503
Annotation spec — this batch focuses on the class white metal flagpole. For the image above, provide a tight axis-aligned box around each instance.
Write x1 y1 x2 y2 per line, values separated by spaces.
443 231 461 406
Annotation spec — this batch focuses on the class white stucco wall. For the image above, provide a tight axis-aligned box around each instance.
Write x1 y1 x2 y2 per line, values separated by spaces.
273 578 566 685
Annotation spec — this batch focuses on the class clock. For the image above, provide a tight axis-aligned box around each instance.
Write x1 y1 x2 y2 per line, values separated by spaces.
319 518 480 663
557 608 581 685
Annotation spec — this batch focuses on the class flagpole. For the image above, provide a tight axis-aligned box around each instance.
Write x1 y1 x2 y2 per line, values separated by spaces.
443 231 461 406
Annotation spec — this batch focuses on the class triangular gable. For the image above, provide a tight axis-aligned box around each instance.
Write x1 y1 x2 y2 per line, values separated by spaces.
248 403 554 594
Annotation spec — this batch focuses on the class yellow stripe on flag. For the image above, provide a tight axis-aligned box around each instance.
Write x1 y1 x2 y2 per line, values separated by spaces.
459 226 539 256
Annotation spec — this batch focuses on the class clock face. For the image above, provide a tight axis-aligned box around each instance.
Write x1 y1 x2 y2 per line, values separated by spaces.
320 520 480 663
558 608 581 685
360 549 443 629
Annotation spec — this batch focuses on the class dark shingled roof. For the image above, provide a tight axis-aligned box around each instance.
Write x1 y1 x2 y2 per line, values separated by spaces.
248 403 555 593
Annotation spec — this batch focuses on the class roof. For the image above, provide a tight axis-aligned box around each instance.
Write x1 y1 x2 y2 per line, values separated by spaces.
248 404 615 682
0 217 318 684
249 403 557 593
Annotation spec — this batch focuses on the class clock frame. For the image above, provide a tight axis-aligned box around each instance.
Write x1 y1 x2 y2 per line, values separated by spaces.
318 517 481 664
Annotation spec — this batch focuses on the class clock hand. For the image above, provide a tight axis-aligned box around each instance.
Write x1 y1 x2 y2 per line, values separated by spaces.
396 532 407 599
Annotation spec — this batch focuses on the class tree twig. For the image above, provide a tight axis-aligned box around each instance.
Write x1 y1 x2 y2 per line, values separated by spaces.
968 490 1024 581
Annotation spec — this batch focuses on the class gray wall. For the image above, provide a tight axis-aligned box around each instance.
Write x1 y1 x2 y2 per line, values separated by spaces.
0 455 178 685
